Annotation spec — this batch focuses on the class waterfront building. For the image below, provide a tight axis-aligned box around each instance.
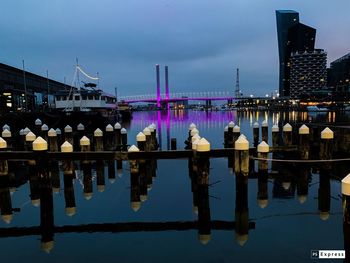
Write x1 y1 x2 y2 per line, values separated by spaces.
290 49 327 99
276 10 316 97
328 53 350 98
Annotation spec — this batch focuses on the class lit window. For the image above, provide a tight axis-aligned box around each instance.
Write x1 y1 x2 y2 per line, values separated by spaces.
6 102 12 107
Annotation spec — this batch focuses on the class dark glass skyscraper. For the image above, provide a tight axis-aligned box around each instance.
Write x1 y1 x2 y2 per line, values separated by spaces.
276 10 316 97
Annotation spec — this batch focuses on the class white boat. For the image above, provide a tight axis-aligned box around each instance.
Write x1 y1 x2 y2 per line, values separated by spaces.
307 105 328 112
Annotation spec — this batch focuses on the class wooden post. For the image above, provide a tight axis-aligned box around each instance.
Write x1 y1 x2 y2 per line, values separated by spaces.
257 141 269 209
80 136 91 152
233 125 240 143
297 165 309 204
41 124 49 142
128 145 141 212
224 125 229 147
261 120 268 143
34 119 42 135
257 141 269 172
197 180 211 245
318 169 330 220
25 131 36 151
0 177 13 224
50 160 60 194
19 129 25 150
319 127 334 163
63 174 76 217
82 159 93 201
114 122 122 151
282 123 292 147
196 138 210 186
235 173 249 246
55 128 62 148
150 123 158 150
64 125 73 146
298 124 310 160
121 128 128 151
76 123 85 151
227 121 235 147
116 159 123 178
253 122 259 147
105 124 114 150
234 135 249 176
61 141 74 176
96 160 105 193
0 138 8 176
272 124 279 147
143 127 152 152
136 132 146 151
108 160 116 184
48 128 58 152
2 129 12 149
93 128 104 151
171 138 177 150
342 174 350 223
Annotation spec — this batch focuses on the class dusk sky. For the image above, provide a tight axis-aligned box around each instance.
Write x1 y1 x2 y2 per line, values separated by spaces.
1 0 349 97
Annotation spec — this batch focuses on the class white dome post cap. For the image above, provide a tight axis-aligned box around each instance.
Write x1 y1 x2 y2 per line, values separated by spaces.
143 127 151 136
253 122 259 128
272 124 279 132
283 123 292 132
233 125 240 133
35 118 42 126
64 125 72 133
2 124 10 131
77 123 85 131
136 132 146 142
150 123 156 129
236 233 249 246
94 128 103 137
65 207 76 217
114 122 121 129
128 145 140 152
61 141 73 152
262 120 268 127
192 138 201 150
2 129 11 138
23 127 31 135
131 201 141 212
48 128 57 137
341 174 350 196
198 234 211 245
79 136 90 146
228 121 235 128
321 127 334 139
189 123 196 130
121 128 127 134
238 134 247 140
0 137 7 148
106 124 114 132
148 125 155 132
19 129 25 136
257 141 269 153
41 124 49 131
55 128 62 135
196 138 210 152
299 124 310 135
190 128 199 136
235 136 249 150
32 136 48 151
26 132 36 142
224 126 228 132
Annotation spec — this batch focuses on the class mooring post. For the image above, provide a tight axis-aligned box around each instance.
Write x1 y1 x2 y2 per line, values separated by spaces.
61 141 74 176
197 177 211 245
171 138 177 150
257 141 269 209
224 125 229 147
0 177 13 224
93 128 104 151
114 122 122 150
76 123 85 151
64 125 73 146
272 124 279 147
342 174 350 224
105 124 114 150
128 145 141 212
253 122 259 147
96 160 105 193
148 124 155 150
40 124 49 142
261 120 268 143
143 127 152 152
2 129 12 150
0 138 8 176
108 160 116 184
235 173 249 246
25 131 36 151
50 160 60 194
234 135 249 176
298 124 310 160
80 136 91 152
319 127 334 164
138 132 148 202
196 138 210 186
257 141 269 172
150 123 158 150
283 123 292 147
19 129 25 150
137 132 146 151
55 128 62 147
82 159 93 201
121 128 128 151
48 128 58 152
233 125 241 143
318 169 330 221
227 121 235 147
297 166 309 204
63 173 76 217
34 118 42 135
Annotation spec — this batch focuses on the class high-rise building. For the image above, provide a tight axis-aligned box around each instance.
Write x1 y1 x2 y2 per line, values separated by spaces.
290 49 327 99
328 53 350 97
276 10 316 97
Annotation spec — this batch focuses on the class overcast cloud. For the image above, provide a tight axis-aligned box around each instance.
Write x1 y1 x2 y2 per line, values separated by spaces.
1 0 349 97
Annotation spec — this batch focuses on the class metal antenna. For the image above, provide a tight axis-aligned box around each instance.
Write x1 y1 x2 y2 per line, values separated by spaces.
235 68 240 98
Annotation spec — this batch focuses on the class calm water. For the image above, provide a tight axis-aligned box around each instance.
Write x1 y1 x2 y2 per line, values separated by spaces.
0 110 349 263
